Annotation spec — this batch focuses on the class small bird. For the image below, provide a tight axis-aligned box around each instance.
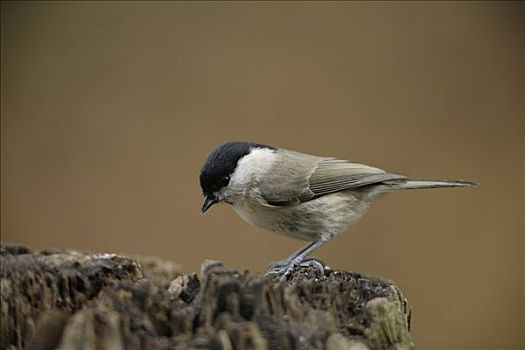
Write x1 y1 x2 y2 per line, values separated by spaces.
199 142 476 279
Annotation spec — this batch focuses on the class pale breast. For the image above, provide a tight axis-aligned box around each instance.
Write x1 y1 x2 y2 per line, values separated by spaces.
232 190 372 242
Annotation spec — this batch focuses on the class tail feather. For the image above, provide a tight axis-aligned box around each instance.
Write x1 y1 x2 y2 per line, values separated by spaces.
382 179 478 190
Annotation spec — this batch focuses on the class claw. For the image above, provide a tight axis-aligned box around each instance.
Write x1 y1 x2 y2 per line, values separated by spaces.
299 257 326 275
265 239 327 281
265 260 293 277
265 258 297 280
266 256 328 281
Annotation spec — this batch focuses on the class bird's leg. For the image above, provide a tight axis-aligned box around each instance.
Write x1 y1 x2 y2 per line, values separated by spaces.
266 239 327 279
266 242 317 271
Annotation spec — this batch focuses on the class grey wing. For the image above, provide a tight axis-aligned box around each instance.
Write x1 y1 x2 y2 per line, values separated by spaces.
304 159 407 200
257 150 321 206
259 155 406 206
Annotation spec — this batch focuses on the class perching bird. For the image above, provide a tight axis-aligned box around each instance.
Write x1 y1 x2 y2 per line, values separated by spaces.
199 142 476 279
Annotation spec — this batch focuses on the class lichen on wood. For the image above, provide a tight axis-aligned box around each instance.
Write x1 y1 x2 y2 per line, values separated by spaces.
0 244 413 349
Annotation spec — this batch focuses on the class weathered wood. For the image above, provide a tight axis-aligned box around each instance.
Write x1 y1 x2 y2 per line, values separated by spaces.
0 244 413 349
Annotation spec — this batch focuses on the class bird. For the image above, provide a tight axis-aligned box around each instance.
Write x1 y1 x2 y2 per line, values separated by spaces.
199 141 476 279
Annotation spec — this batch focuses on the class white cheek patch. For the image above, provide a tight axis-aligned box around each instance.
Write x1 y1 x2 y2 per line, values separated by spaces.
229 148 277 187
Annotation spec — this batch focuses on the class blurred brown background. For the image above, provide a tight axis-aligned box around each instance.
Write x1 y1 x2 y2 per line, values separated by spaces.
1 2 523 348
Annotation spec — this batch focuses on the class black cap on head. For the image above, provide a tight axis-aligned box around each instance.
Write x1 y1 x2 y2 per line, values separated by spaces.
200 142 275 196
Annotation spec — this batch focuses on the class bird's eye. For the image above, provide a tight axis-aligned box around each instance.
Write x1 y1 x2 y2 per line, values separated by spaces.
220 176 230 187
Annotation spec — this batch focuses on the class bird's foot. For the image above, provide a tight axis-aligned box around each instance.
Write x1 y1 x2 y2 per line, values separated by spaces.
266 258 294 277
299 257 327 275
266 257 327 280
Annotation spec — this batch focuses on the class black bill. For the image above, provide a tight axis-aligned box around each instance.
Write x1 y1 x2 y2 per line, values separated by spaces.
201 194 218 213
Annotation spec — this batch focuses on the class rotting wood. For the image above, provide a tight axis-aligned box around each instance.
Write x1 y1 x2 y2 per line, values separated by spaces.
0 244 413 349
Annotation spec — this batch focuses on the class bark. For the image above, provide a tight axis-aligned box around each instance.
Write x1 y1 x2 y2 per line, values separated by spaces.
0 244 413 350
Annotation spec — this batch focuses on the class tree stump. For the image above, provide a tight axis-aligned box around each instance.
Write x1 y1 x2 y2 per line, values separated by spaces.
0 244 413 349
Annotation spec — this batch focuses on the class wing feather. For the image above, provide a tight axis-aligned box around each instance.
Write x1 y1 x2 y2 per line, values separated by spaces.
307 159 406 198
258 152 406 206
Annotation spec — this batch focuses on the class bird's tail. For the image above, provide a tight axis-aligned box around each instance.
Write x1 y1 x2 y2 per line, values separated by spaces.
381 178 478 191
